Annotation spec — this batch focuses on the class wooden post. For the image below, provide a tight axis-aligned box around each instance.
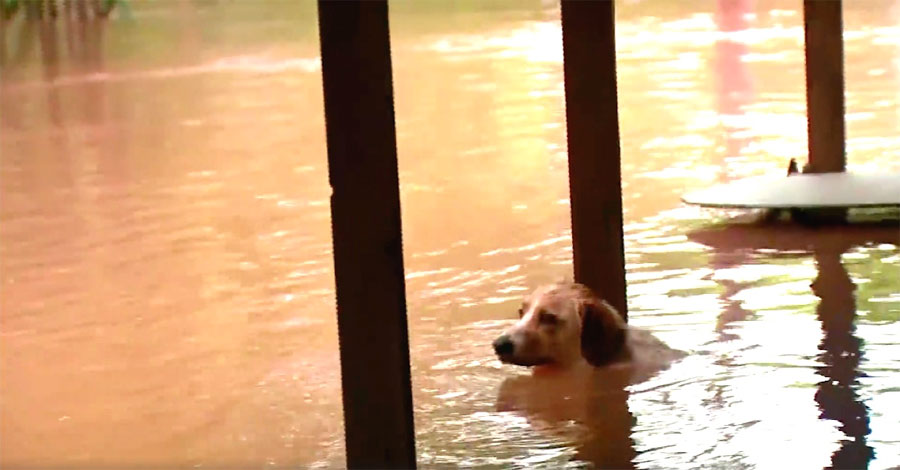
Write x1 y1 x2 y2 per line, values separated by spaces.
317 2 416 469
560 0 628 319
804 0 846 173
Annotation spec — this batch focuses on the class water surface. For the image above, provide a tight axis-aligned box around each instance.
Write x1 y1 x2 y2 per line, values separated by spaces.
1 0 899 468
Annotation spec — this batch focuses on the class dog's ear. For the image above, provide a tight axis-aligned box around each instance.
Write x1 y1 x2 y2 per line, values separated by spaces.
579 298 627 367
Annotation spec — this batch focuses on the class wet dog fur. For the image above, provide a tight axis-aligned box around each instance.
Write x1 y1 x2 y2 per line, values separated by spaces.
493 282 683 380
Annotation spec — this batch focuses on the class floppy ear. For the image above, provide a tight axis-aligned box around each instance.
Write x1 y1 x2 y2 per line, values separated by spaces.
579 298 627 367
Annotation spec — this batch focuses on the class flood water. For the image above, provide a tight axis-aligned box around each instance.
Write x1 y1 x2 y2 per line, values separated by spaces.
2 0 899 468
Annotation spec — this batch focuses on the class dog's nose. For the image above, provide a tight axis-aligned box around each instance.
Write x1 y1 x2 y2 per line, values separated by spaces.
493 335 514 356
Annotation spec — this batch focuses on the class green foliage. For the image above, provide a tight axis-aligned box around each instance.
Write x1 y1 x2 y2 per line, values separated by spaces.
2 0 20 20
0 0 129 21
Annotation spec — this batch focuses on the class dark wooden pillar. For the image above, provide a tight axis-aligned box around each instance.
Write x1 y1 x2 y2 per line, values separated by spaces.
804 0 846 173
317 1 416 468
560 0 628 319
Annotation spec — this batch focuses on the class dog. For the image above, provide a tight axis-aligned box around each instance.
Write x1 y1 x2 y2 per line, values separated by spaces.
492 282 684 468
492 282 684 380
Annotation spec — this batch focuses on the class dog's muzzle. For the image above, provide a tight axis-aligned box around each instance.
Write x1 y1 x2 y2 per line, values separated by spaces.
493 334 515 357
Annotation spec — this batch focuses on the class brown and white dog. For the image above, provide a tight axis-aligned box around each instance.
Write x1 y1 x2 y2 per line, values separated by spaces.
492 282 684 467
493 282 683 379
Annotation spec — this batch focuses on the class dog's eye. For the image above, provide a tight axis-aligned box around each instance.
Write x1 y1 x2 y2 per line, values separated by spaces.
537 311 559 326
517 307 524 318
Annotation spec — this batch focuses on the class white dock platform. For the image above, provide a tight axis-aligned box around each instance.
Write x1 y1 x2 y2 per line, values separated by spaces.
682 172 900 209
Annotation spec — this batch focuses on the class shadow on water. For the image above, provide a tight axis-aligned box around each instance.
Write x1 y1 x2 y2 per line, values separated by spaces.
690 218 899 470
813 244 875 470
1 0 115 69
2 10 107 194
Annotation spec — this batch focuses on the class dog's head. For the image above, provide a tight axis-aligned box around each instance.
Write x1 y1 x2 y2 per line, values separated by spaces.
492 283 627 368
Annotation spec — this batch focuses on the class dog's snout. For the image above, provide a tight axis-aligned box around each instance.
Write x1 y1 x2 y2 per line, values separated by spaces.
493 335 514 356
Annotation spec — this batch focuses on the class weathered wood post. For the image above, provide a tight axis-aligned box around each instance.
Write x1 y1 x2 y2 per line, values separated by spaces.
804 0 846 174
560 0 628 319
317 1 417 468
802 0 847 224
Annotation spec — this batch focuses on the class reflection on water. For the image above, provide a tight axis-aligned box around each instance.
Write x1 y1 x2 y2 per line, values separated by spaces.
688 221 896 470
813 249 874 469
496 362 636 469
1 0 899 468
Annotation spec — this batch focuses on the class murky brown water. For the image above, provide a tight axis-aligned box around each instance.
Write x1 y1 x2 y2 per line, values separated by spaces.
1 0 899 468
